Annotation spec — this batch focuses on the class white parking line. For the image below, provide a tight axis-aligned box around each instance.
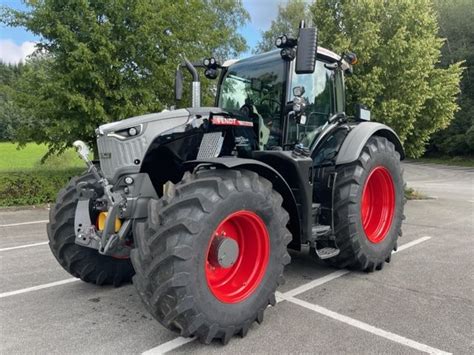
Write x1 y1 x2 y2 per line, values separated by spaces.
142 236 432 354
0 278 79 299
274 237 433 302
0 220 48 228
283 269 349 298
142 337 197 355
395 236 431 252
0 242 49 252
281 295 450 355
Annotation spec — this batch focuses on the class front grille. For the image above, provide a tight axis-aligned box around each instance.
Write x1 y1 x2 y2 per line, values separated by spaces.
97 135 148 179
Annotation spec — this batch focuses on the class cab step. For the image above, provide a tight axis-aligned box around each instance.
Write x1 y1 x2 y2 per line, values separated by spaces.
310 224 340 260
314 246 340 259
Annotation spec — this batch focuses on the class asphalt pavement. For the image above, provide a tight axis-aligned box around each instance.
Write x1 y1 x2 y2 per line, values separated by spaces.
0 162 473 354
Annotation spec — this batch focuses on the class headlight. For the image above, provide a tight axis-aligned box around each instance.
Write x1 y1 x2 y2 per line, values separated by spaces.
107 125 142 140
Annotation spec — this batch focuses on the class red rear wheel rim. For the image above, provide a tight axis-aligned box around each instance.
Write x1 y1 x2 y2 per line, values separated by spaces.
205 210 269 303
361 166 395 243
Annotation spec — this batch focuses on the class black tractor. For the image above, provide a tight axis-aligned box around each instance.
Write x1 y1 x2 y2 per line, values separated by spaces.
47 22 405 344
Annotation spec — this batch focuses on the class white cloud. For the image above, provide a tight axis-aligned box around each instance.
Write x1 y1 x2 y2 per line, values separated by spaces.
0 39 37 64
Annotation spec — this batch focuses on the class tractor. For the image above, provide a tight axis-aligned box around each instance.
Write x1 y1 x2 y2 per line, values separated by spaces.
47 22 405 344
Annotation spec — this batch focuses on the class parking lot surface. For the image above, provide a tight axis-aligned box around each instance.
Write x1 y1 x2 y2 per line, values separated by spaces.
1 162 473 354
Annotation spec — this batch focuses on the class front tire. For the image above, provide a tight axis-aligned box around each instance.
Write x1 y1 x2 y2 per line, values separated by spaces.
47 172 134 286
325 136 404 272
131 169 291 344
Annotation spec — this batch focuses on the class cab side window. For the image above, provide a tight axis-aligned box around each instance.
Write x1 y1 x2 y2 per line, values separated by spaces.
289 60 335 146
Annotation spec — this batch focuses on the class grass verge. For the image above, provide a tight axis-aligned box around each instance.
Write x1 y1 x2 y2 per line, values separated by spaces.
0 143 86 206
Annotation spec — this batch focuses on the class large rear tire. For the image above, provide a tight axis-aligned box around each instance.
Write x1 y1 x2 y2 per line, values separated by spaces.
324 136 404 272
47 172 134 286
131 169 291 344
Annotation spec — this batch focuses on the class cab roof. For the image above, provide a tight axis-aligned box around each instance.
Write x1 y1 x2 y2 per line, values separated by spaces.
222 47 349 69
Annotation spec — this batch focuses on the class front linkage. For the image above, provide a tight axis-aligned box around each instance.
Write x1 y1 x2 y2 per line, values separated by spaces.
72 140 131 258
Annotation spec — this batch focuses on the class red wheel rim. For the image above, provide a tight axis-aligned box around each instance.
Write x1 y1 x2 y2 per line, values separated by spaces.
205 210 269 303
361 166 395 243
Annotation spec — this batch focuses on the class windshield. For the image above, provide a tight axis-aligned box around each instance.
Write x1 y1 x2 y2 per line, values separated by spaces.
218 52 285 148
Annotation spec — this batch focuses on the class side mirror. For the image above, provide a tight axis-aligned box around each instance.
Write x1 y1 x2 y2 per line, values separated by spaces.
175 69 183 101
295 26 318 74
355 104 371 121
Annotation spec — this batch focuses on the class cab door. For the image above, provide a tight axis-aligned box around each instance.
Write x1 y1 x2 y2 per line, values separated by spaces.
285 59 337 147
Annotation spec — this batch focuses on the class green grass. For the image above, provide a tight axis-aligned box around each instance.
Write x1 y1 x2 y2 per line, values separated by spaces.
0 143 84 172
412 156 474 168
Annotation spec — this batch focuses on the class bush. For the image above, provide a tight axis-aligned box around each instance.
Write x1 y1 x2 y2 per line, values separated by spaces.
0 168 83 207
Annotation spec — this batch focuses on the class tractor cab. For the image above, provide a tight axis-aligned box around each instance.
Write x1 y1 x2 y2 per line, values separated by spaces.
217 47 349 152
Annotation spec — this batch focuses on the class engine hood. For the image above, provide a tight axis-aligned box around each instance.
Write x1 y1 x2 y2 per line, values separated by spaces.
97 107 227 135
97 109 190 135
96 107 227 181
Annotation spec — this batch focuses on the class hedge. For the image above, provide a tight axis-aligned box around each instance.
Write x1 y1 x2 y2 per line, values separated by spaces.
0 168 83 207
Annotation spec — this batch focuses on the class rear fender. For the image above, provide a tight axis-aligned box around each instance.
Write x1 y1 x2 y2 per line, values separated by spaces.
335 122 405 165
185 157 302 250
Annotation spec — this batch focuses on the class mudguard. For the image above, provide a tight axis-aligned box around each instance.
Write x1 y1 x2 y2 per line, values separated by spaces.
335 122 405 165
185 157 302 249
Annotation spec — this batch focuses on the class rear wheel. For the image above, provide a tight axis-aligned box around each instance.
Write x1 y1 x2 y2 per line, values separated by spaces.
131 169 291 344
47 172 134 286
324 136 404 271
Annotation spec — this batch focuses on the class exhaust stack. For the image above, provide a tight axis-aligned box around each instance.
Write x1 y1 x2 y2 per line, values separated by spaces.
175 58 201 108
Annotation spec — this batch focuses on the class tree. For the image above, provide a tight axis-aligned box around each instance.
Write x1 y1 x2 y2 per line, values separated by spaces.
254 0 311 54
427 0 474 156
0 0 249 155
0 61 27 141
309 0 463 158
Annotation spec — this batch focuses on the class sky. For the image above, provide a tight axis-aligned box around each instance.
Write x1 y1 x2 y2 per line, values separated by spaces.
0 0 290 64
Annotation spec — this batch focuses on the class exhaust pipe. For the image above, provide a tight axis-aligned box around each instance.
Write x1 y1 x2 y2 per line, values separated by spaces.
166 28 201 108
182 58 201 108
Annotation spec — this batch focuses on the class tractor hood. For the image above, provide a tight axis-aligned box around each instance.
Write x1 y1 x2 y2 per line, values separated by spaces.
96 107 226 181
97 107 224 135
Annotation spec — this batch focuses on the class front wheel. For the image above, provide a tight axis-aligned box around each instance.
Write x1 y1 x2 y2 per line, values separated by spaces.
47 172 134 286
131 169 291 344
324 136 405 272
